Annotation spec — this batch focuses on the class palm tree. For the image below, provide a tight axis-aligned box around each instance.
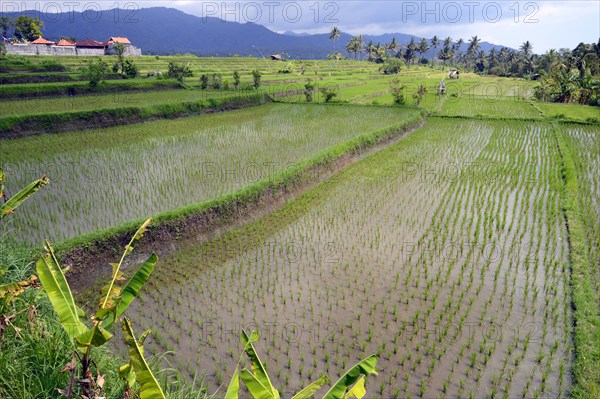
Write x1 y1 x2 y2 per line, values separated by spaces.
418 38 430 64
386 37 399 57
520 40 534 74
438 38 455 67
404 37 419 66
430 35 440 67
329 26 341 53
346 37 358 60
356 35 365 60
520 40 533 58
346 36 364 60
453 38 464 64
467 36 481 70
366 40 376 61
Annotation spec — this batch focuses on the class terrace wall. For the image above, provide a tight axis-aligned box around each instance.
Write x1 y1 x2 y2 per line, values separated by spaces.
4 43 142 56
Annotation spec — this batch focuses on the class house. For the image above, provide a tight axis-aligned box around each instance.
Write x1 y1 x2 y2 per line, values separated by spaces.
30 37 54 45
271 54 284 61
75 38 106 48
55 39 75 47
104 37 142 57
107 37 131 45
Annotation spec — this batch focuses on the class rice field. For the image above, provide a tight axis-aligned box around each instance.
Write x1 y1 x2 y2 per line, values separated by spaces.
124 118 574 398
0 88 237 116
0 103 419 245
1 53 598 398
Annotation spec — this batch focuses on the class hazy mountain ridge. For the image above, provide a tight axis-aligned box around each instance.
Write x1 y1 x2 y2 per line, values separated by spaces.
2 7 510 58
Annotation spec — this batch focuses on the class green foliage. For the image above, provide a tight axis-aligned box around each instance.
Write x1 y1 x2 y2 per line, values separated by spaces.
13 16 43 41
225 330 377 399
304 79 315 102
252 69 262 89
0 169 49 220
0 16 13 37
412 84 427 106
120 318 166 398
0 169 47 314
200 74 209 89
123 60 140 78
320 86 338 102
212 73 223 89
36 218 158 398
389 79 406 105
80 58 108 88
554 125 600 398
380 59 404 75
0 42 6 58
233 70 241 89
167 62 193 82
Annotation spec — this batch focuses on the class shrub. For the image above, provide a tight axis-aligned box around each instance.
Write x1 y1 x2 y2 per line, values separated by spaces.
381 58 404 75
200 74 209 89
167 61 193 82
320 86 338 102
304 79 315 102
390 78 406 104
252 69 262 89
80 58 108 88
122 60 139 78
233 70 240 89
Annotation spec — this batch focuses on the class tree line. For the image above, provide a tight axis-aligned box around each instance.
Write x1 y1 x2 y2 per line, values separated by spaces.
329 27 600 105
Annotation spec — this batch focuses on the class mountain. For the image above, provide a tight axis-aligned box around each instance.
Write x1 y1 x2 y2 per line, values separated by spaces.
283 31 312 37
1 7 510 58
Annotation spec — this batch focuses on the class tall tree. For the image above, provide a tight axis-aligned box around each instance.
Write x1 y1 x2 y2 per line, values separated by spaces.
430 35 440 67
417 38 430 64
519 41 534 74
403 37 418 67
346 37 362 60
438 37 454 67
466 36 481 70
329 26 341 53
13 16 43 41
355 35 365 60
0 16 13 38
386 37 399 57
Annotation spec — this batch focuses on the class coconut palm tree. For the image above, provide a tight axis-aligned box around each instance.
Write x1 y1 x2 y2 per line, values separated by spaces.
438 38 455 67
430 35 440 67
356 35 365 59
466 36 481 70
418 38 430 64
519 41 535 74
346 36 363 60
329 26 341 53
404 37 418 67
386 37 399 58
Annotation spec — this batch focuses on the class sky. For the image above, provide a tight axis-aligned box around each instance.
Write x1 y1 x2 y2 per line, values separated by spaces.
2 1 599 52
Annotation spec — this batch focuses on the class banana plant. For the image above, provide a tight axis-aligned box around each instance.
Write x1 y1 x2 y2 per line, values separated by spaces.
120 317 166 399
0 168 49 220
0 168 48 324
225 330 378 399
36 218 158 398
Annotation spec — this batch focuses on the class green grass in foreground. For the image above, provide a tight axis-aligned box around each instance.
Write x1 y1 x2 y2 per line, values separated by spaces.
554 123 600 398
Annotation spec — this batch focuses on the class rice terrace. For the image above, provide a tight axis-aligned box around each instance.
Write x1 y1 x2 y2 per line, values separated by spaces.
0 2 598 399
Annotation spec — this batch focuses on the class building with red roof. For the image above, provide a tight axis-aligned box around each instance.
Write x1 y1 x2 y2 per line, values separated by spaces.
55 39 75 46
75 38 106 48
30 37 54 45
